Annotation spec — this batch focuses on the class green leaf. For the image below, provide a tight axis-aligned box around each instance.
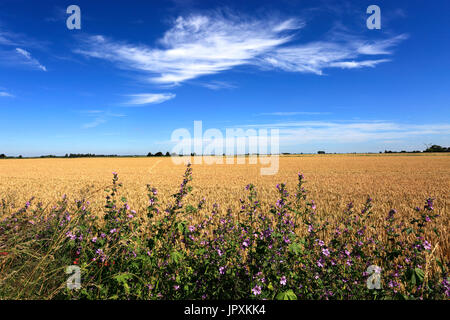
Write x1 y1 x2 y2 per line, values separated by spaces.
114 272 132 283
170 251 183 264
411 273 416 286
177 221 187 234
123 283 130 295
414 268 425 284
288 242 303 255
185 205 197 213
276 289 297 300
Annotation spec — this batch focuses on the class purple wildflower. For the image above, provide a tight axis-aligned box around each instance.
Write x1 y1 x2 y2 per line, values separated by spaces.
251 285 262 296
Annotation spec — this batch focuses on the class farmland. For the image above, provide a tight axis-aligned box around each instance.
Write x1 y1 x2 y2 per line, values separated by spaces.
0 154 449 299
0 154 448 222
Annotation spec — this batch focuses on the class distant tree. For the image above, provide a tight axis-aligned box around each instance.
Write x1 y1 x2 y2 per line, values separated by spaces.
18 155 22 159
155 152 163 157
147 152 153 157
317 151 325 154
0 154 6 159
165 152 170 157
424 145 449 153
68 153 97 158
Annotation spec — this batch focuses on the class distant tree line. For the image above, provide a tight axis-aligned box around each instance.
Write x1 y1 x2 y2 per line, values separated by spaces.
40 155 58 158
64 153 119 158
383 150 422 154
1 145 449 159
147 152 172 157
383 145 449 154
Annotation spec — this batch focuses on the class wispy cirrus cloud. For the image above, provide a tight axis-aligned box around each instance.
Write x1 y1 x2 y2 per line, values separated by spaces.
74 12 406 86
83 118 107 129
0 28 48 49
0 32 16 46
81 110 126 129
0 25 48 71
0 91 14 97
158 120 450 152
238 120 450 144
356 34 408 55
256 34 408 75
328 59 390 69
74 13 304 85
123 93 176 106
199 81 237 90
14 48 47 71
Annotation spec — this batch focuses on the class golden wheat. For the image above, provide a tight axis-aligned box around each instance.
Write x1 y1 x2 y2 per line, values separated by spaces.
0 154 448 260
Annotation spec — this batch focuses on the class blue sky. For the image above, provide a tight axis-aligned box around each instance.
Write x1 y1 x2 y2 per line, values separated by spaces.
0 0 449 156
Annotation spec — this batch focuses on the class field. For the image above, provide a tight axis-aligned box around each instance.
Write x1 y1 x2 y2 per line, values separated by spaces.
0 154 448 227
1 154 449 212
0 154 449 299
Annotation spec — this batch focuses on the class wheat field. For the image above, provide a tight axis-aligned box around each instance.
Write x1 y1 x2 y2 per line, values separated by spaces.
0 154 449 257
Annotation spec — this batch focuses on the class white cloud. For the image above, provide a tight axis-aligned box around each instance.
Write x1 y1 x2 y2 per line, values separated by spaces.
15 47 31 59
238 121 450 144
356 34 408 55
0 28 48 49
82 118 107 129
0 32 16 46
329 59 390 69
74 13 406 85
0 91 14 97
257 34 406 75
0 25 48 71
15 48 47 71
157 120 450 152
75 13 304 84
200 81 237 90
81 110 126 129
124 93 176 105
